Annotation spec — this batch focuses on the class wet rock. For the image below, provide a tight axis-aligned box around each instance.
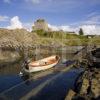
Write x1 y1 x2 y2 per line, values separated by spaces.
72 94 89 100
77 68 100 99
65 89 76 100
91 79 100 98
80 78 89 94
0 50 21 64
91 75 100 98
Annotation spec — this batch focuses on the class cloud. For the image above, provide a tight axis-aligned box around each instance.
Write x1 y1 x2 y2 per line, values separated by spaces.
71 12 100 35
25 0 40 4
23 0 83 13
2 15 100 35
7 16 23 29
48 24 100 35
80 25 100 35
48 24 59 31
59 26 76 32
3 0 11 3
23 22 33 31
48 24 76 32
0 15 9 21
84 13 100 25
87 12 98 18
7 16 32 31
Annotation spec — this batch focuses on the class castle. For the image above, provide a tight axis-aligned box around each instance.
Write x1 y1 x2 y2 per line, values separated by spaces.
32 19 75 33
33 19 49 31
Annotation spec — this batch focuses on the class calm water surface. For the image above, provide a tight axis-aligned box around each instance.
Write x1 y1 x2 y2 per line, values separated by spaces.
0 49 84 100
0 50 75 75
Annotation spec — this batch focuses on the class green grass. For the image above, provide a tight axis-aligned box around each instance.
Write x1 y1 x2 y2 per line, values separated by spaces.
0 28 100 47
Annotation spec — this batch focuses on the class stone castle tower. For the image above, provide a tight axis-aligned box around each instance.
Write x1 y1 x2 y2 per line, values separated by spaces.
33 19 49 31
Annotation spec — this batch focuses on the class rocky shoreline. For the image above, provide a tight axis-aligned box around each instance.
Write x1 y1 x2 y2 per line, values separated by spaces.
0 49 21 64
65 68 100 100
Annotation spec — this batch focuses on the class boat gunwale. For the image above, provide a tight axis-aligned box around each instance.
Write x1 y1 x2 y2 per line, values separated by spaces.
29 55 60 67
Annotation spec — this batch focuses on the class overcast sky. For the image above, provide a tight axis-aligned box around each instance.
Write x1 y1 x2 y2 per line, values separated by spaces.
0 0 100 35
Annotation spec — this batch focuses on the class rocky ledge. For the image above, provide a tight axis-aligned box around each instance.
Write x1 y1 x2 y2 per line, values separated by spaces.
0 49 21 65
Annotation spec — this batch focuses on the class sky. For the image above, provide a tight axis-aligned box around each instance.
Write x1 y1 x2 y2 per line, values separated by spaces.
0 0 100 35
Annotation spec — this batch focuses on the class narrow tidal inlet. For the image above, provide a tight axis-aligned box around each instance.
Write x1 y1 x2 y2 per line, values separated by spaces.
0 48 84 100
0 47 78 75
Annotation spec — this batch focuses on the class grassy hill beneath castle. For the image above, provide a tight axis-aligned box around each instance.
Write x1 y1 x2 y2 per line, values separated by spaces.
33 29 100 46
0 28 100 49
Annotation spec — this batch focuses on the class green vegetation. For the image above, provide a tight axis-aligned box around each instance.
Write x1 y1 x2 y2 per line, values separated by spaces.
32 29 100 46
0 28 100 49
79 28 84 35
33 29 66 38
36 19 45 22
34 30 88 46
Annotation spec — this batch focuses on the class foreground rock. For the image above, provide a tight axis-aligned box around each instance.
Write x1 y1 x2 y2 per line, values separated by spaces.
91 70 100 98
65 90 76 100
72 68 100 100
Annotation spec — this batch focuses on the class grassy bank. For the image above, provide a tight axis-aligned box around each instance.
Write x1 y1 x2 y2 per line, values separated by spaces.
0 28 100 48
33 29 100 46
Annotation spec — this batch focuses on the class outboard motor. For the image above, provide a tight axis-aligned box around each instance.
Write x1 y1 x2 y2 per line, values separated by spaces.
24 61 29 70
24 59 30 70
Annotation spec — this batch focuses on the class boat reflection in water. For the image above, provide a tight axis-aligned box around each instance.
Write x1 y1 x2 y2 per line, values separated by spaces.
21 74 31 85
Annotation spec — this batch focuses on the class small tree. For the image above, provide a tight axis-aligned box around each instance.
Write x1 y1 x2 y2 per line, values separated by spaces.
79 28 84 35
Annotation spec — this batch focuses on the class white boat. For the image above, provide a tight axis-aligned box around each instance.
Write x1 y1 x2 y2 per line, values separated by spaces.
22 55 60 73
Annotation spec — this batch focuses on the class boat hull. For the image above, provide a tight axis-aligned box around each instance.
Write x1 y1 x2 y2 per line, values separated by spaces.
22 55 60 73
24 62 58 73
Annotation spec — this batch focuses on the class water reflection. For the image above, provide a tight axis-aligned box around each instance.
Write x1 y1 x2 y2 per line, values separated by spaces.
0 68 84 100
21 74 31 85
24 69 84 100
0 47 84 99
0 51 74 75
0 62 22 75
